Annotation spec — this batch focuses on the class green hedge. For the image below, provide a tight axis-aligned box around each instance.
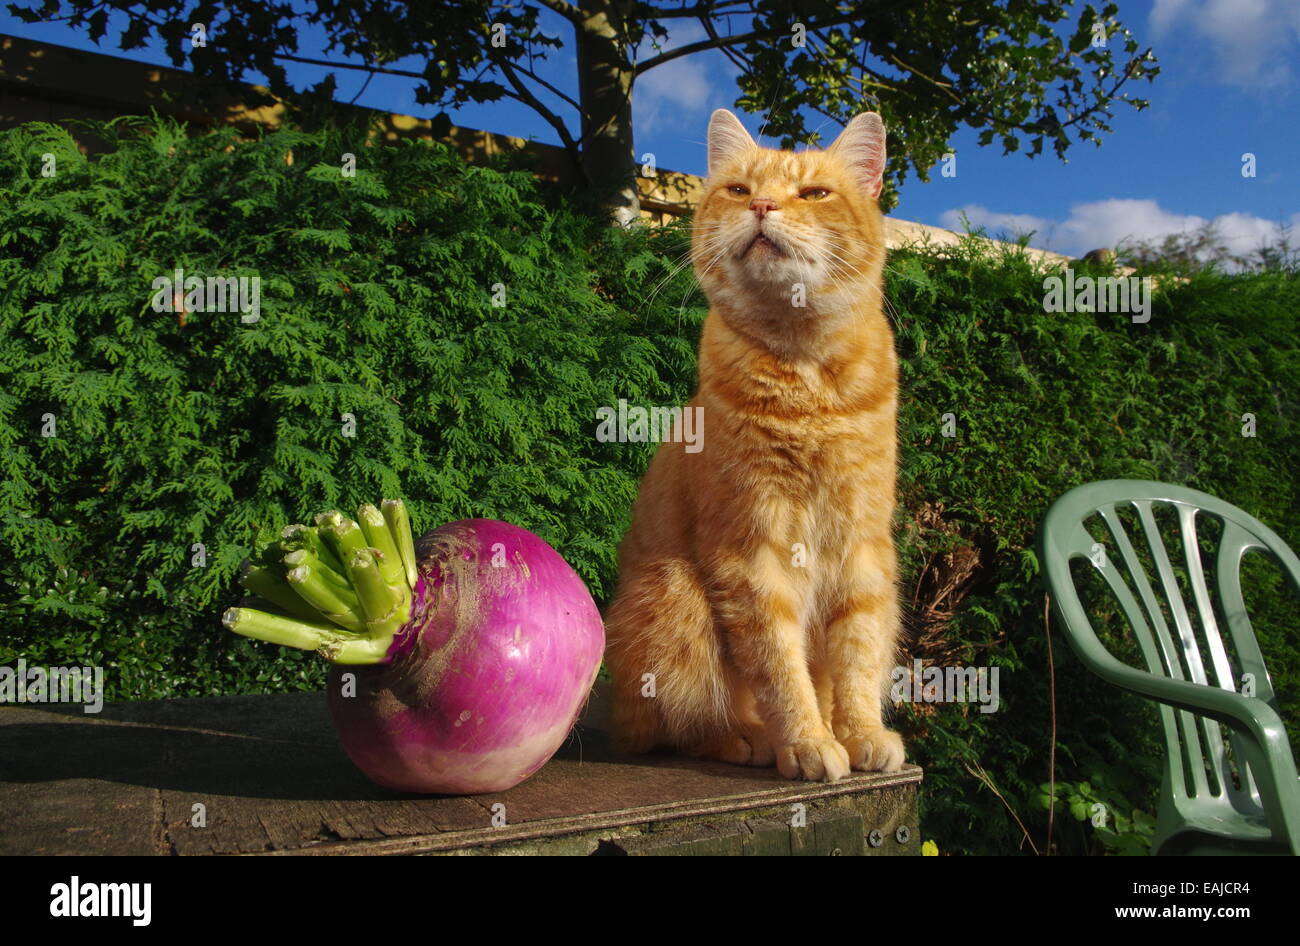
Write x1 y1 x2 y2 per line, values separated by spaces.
0 116 688 696
888 240 1299 854
2 117 1296 855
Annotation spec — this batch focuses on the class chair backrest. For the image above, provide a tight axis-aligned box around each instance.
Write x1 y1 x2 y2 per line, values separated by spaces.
1039 479 1300 833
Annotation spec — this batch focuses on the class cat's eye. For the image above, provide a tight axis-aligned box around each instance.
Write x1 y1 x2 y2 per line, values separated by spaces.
726 184 750 196
799 187 831 201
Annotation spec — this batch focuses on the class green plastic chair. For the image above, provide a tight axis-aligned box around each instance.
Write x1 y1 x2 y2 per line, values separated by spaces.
1038 479 1300 855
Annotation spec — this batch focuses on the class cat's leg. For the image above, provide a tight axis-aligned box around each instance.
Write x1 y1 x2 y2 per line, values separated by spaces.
812 663 834 727
713 548 850 782
825 540 905 773
604 570 665 754
683 674 775 767
603 559 729 756
727 675 776 766
606 654 660 755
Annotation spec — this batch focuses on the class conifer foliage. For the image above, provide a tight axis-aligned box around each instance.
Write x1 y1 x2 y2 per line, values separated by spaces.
0 116 695 697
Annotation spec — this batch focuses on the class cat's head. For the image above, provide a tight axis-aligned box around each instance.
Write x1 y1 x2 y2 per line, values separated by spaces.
692 109 887 332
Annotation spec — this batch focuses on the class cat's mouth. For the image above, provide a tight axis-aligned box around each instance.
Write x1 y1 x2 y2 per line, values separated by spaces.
741 233 786 258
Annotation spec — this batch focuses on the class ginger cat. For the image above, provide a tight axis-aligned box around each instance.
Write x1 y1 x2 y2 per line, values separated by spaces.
603 109 904 782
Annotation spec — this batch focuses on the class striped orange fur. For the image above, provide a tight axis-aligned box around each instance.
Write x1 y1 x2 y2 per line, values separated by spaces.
603 109 903 781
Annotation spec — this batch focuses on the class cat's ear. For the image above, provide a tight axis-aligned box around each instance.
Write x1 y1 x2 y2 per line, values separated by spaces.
707 109 757 177
828 113 887 200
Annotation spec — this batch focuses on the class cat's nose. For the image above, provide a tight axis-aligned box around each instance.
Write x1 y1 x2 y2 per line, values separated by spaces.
749 198 779 219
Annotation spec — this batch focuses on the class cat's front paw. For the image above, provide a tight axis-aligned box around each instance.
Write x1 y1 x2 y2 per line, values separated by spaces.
841 728 905 773
715 728 775 767
775 736 851 782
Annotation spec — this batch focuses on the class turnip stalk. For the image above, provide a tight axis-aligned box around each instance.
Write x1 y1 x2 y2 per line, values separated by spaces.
231 504 418 662
286 564 366 632
222 607 388 664
325 516 369 563
381 498 418 588
233 504 417 660
238 561 323 622
315 510 343 528
343 547 402 630
357 503 407 591
283 548 350 592
280 523 344 574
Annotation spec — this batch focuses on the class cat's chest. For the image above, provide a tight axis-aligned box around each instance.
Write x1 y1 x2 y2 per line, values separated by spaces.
735 402 892 473
720 392 896 526
700 343 897 526
731 417 891 514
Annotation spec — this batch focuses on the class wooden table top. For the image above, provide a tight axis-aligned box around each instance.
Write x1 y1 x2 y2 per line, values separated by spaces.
0 689 922 855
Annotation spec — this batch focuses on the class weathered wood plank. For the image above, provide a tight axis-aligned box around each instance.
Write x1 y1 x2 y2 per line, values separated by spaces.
619 821 749 856
811 808 867 856
744 818 794 856
0 691 921 856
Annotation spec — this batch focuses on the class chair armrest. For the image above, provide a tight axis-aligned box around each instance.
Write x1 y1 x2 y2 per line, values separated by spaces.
1083 649 1292 756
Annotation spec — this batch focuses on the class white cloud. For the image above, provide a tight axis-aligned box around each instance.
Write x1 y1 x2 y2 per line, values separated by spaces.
634 23 713 136
940 200 1300 261
633 22 745 140
635 55 717 135
1150 0 1194 33
1053 199 1209 251
1149 0 1300 87
1210 211 1294 251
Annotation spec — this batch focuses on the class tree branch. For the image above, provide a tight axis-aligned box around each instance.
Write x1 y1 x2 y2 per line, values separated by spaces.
695 11 754 77
504 57 584 114
645 0 753 19
887 53 963 105
802 29 899 96
888 47 1155 135
633 9 860 75
490 50 582 159
534 0 584 25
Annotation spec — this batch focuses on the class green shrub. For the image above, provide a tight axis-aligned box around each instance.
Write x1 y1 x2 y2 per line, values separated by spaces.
0 115 699 697
1 116 1295 855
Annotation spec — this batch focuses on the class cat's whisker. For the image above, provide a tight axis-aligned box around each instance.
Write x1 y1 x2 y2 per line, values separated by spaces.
815 236 901 330
632 246 694 308
697 244 730 281
676 244 731 331
638 234 725 317
815 246 866 295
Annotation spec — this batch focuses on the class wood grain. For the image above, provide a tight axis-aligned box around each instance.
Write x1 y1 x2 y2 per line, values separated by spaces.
0 690 921 855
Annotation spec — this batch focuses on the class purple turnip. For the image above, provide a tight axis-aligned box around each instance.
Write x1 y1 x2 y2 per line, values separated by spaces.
223 501 604 794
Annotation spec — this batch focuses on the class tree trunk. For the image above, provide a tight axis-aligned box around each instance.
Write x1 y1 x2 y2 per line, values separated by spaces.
575 1 639 227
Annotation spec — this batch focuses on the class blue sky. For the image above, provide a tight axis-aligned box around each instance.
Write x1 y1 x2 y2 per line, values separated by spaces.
4 0 1297 258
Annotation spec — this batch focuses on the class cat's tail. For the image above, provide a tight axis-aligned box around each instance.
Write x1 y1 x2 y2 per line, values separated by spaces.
603 558 730 753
